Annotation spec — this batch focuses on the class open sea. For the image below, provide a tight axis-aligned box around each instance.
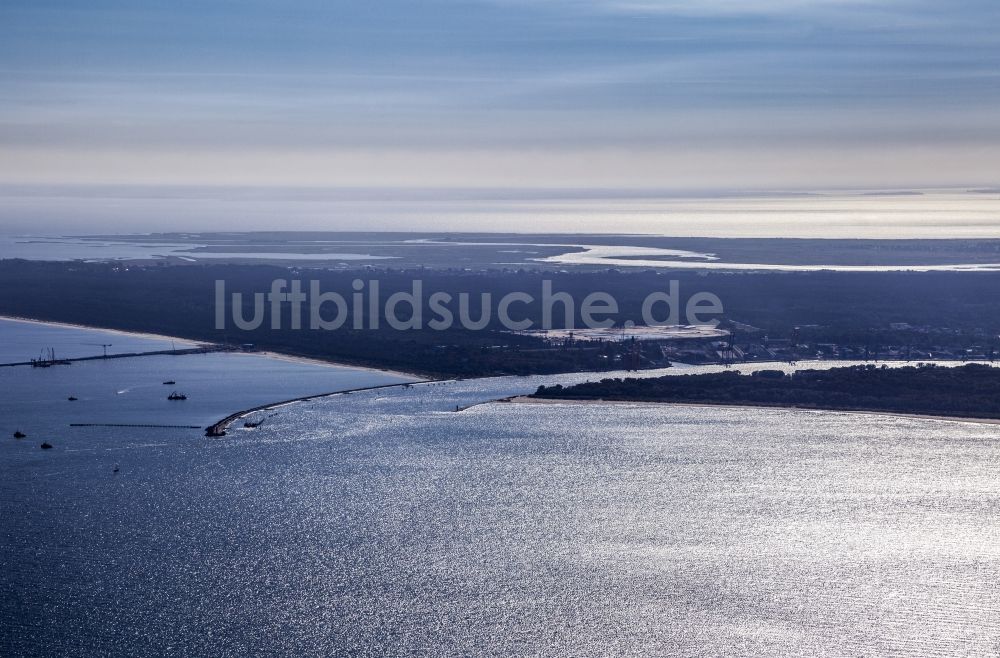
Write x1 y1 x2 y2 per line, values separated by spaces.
3 319 1000 656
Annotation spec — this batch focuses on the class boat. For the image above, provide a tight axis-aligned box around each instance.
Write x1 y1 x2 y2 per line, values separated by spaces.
40 442 53 450
162 380 176 385
68 396 78 401
167 391 187 401
13 430 26 439
244 412 276 428
113 463 120 473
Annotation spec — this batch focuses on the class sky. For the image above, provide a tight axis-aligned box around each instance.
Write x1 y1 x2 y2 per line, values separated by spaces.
0 0 998 231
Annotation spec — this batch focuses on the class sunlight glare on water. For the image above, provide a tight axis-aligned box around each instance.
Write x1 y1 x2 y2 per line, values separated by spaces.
4 369 1000 656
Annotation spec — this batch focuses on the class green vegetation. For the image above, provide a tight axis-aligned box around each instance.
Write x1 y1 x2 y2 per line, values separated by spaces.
533 364 1000 420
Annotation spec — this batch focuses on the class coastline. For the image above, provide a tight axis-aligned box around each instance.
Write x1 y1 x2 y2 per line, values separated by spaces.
0 314 423 380
0 314 204 348
509 396 1000 426
232 349 424 379
10 312 999 430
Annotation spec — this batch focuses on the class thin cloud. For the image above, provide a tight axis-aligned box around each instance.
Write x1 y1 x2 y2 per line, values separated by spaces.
0 0 997 194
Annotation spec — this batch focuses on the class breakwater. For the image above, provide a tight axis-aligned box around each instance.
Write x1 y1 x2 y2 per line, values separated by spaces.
204 380 436 437
1 345 231 368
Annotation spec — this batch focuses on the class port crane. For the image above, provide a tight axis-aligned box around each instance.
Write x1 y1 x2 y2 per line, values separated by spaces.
83 342 112 358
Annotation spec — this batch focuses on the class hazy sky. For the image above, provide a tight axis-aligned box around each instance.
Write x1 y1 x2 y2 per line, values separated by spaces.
1 0 998 192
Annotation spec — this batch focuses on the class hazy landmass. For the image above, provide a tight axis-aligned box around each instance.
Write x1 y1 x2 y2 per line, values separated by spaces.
72 232 1000 269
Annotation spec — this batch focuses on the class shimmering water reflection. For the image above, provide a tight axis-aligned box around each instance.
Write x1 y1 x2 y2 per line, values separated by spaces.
4 369 1000 656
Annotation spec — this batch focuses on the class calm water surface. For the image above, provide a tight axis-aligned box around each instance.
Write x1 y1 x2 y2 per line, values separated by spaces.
0 316 198 363
2 322 1000 656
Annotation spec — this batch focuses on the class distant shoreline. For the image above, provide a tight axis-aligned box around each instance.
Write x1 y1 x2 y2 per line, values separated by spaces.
510 396 1000 426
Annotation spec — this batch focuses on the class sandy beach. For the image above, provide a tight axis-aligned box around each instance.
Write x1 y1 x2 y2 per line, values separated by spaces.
249 350 422 378
0 314 204 348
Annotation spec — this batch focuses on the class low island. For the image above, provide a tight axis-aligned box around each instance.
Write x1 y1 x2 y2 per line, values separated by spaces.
531 364 1000 420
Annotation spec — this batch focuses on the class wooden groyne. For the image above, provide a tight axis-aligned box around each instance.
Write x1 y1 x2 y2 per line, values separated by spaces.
204 380 434 437
1 345 232 368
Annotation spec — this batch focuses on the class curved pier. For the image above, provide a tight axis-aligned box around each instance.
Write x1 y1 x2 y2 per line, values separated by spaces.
204 380 433 437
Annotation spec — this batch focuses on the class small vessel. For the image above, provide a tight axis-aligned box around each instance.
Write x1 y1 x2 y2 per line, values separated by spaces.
113 463 120 473
167 391 187 401
244 412 276 428
68 396 78 401
13 430 26 439
162 380 176 385
40 442 53 450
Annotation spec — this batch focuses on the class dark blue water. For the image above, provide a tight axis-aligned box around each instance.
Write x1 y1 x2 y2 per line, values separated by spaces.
0 351 415 442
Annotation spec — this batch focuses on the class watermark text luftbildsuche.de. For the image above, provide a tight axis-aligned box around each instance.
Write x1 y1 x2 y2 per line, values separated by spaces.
215 279 723 332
